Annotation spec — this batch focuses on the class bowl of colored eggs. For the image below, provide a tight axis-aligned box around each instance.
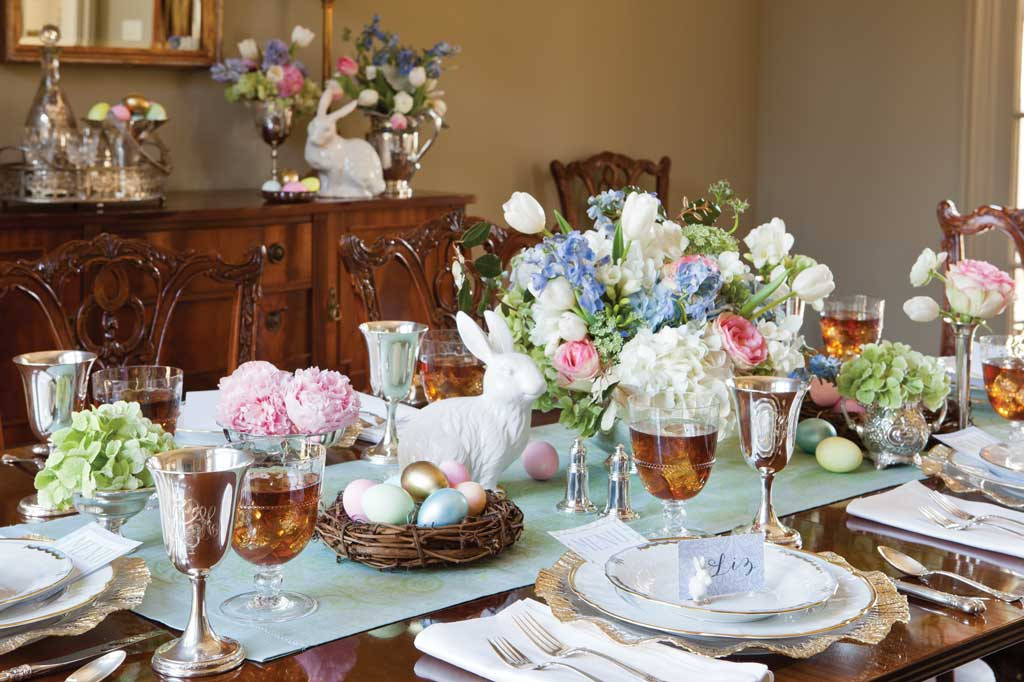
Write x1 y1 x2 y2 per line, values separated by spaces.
261 171 320 203
316 460 524 570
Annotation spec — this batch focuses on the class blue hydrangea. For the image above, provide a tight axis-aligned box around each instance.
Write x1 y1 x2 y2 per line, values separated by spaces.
808 354 842 383
210 58 250 83
630 285 680 330
262 39 290 69
672 258 723 324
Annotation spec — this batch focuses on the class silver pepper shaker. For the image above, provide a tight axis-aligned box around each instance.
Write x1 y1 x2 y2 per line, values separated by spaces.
556 437 597 514
601 444 639 520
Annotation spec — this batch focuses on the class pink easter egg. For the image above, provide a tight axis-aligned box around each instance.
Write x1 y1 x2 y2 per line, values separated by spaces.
523 440 559 481
456 481 488 516
439 460 471 486
110 104 131 121
283 181 307 192
810 377 841 407
833 398 865 414
342 478 377 521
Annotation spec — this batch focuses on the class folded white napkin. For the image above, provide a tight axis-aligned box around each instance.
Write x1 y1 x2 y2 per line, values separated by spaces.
414 598 772 682
847 480 1024 558
357 391 419 442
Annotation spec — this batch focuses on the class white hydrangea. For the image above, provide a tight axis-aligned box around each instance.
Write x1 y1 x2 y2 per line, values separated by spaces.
756 315 806 375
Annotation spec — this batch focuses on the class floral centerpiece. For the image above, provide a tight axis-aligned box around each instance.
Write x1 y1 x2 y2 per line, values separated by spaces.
210 26 321 113
476 181 835 437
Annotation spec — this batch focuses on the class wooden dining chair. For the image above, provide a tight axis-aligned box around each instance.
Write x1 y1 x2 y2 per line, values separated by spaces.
0 232 264 371
550 150 671 226
937 200 1024 355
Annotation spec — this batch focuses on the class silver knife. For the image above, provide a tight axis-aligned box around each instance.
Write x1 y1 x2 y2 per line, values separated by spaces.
0 631 163 682
895 579 987 614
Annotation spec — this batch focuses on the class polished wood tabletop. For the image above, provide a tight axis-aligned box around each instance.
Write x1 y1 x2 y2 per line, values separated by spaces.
2 445 1023 682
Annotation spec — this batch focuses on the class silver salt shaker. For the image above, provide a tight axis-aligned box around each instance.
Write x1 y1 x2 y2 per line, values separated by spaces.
556 437 597 514
601 444 639 520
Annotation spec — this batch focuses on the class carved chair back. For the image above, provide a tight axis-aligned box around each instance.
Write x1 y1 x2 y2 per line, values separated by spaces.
339 212 514 329
550 150 671 225
0 233 264 371
937 200 1024 355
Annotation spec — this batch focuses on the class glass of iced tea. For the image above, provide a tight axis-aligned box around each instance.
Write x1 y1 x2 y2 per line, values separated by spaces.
220 439 325 623
419 329 485 402
627 393 721 538
91 365 183 433
820 295 884 360
978 335 1024 460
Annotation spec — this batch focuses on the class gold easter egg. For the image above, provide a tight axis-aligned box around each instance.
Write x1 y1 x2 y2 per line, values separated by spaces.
400 461 449 503
122 93 150 114
279 169 301 185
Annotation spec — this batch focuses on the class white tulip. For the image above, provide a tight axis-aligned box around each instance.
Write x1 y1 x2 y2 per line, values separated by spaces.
537 277 576 311
557 312 588 342
909 247 948 287
357 89 379 107
502 192 546 235
237 38 259 61
744 217 794 269
430 99 447 117
393 91 414 114
903 296 941 322
291 25 315 48
365 65 378 80
408 66 427 88
621 192 660 243
791 263 835 311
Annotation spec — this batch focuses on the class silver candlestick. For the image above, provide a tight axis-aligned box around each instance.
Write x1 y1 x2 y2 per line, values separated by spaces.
146 446 253 678
601 444 639 520
556 437 596 514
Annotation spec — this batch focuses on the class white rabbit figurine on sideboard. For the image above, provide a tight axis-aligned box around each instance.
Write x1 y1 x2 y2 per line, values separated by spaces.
398 310 547 489
304 86 386 199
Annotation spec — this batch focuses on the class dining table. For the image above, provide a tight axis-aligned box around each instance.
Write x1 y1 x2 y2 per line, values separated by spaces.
2 409 1024 682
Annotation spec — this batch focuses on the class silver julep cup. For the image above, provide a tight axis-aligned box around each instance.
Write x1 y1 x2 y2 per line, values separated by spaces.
13 350 97 456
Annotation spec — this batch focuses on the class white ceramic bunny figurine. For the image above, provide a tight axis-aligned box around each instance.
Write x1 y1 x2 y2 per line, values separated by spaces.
398 310 547 489
304 88 386 199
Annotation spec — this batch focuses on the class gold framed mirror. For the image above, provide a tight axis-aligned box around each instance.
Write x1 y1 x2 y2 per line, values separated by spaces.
4 0 222 67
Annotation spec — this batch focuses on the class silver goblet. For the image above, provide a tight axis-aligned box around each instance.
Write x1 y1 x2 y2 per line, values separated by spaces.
249 100 293 183
13 350 97 456
359 321 427 465
727 376 809 548
146 446 254 678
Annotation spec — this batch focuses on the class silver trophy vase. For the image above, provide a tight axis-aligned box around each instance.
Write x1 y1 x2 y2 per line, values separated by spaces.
146 446 254 677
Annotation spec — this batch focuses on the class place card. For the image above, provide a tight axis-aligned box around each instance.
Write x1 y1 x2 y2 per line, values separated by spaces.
933 427 998 457
678 533 765 600
548 516 646 566
53 522 141 579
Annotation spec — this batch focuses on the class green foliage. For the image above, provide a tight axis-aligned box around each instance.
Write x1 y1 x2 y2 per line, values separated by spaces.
225 72 320 115
681 224 740 256
474 253 502 278
460 221 492 249
836 341 951 411
34 402 175 511
553 210 574 236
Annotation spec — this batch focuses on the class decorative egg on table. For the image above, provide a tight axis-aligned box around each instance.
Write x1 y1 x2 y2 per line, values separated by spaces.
110 104 131 121
456 481 487 516
87 102 110 121
439 460 471 486
122 93 150 116
261 179 282 192
796 418 837 454
810 377 841 407
342 478 378 521
361 484 415 525
280 169 301 185
401 461 449 503
383 473 403 487
416 488 469 528
300 176 320 192
815 436 864 473
282 181 307 192
522 441 559 481
834 398 865 415
146 102 167 121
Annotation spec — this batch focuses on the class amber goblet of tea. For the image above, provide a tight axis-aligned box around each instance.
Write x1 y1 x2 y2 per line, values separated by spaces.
220 439 326 623
820 295 884 360
978 335 1024 467
92 365 183 433
627 394 721 538
419 329 485 402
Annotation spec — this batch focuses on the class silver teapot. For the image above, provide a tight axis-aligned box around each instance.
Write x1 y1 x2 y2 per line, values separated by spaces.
842 400 946 469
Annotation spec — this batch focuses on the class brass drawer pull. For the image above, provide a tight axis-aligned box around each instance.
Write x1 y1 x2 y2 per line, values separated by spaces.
267 242 286 264
327 287 341 322
265 307 287 331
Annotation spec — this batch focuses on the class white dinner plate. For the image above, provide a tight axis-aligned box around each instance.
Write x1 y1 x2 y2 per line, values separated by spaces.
571 551 875 639
0 540 74 612
0 562 113 631
604 541 839 623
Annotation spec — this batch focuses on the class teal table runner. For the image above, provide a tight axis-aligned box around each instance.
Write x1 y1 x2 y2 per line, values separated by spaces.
2 420 942 662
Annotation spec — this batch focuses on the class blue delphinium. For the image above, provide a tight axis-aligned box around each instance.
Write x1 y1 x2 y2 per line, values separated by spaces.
396 48 416 75
426 41 458 57
425 59 442 78
586 190 625 234
262 39 290 69
808 353 842 383
517 233 607 315
672 258 723 324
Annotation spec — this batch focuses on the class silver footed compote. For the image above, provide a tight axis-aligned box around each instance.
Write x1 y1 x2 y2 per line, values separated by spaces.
728 376 809 548
359 321 427 465
146 446 253 678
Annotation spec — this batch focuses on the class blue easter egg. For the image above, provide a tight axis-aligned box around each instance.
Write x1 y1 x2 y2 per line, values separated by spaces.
416 488 469 528
796 418 837 454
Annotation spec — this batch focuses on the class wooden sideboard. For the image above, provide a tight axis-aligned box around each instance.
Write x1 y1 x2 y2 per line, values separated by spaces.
0 190 473 446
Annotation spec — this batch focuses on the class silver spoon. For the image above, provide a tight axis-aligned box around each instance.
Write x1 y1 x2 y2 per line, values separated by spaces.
65 651 125 682
878 545 1024 603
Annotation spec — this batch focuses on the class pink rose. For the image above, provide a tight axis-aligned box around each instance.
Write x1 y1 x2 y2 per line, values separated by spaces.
945 259 1014 319
283 367 361 434
216 361 294 435
552 339 601 386
715 313 768 370
337 56 358 77
276 63 304 98
388 112 408 131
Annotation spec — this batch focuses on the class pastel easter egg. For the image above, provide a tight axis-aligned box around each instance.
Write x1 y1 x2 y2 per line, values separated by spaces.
122 93 150 114
261 179 282 192
282 181 307 192
439 460 471 486
301 176 320 192
456 481 488 516
383 474 402 487
361 484 415 525
833 398 865 415
416 488 469 528
87 102 110 121
809 377 841 407
280 169 301 184
146 102 167 120
110 104 131 121
815 436 864 473
523 441 559 481
796 418 837 454
341 478 377 521
401 461 448 503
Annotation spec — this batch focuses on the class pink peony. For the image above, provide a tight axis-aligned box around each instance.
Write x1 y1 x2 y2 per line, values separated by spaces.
276 63 305 98
552 339 601 386
283 367 361 434
715 313 768 370
388 112 408 131
216 361 293 435
337 56 358 77
945 259 1015 320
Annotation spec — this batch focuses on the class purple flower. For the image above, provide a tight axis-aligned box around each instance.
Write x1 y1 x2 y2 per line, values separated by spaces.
209 57 253 83
396 48 415 75
262 39 290 69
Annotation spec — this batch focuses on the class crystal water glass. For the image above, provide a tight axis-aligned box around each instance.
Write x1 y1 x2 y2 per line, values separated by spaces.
65 128 99 199
627 394 721 538
820 295 884 360
419 329 485 402
92 365 183 433
978 335 1024 463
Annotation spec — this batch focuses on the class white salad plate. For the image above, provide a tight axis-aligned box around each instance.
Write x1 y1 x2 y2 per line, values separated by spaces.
0 539 74 612
604 541 839 623
573 550 875 639
0 562 113 631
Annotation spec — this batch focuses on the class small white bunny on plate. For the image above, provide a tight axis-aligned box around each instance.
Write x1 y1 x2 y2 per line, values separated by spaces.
398 310 547 489
304 84 386 198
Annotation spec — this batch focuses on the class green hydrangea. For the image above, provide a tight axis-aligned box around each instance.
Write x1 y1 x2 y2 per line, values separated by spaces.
836 341 950 411
34 401 176 511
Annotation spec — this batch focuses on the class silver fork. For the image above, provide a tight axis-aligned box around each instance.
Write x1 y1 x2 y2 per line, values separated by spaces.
920 505 1024 539
488 636 601 681
513 612 668 682
928 489 1024 531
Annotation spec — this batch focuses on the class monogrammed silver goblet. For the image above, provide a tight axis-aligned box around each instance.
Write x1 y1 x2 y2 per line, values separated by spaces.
146 446 254 678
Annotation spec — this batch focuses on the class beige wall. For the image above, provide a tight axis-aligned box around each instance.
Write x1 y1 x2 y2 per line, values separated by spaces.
0 0 760 224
